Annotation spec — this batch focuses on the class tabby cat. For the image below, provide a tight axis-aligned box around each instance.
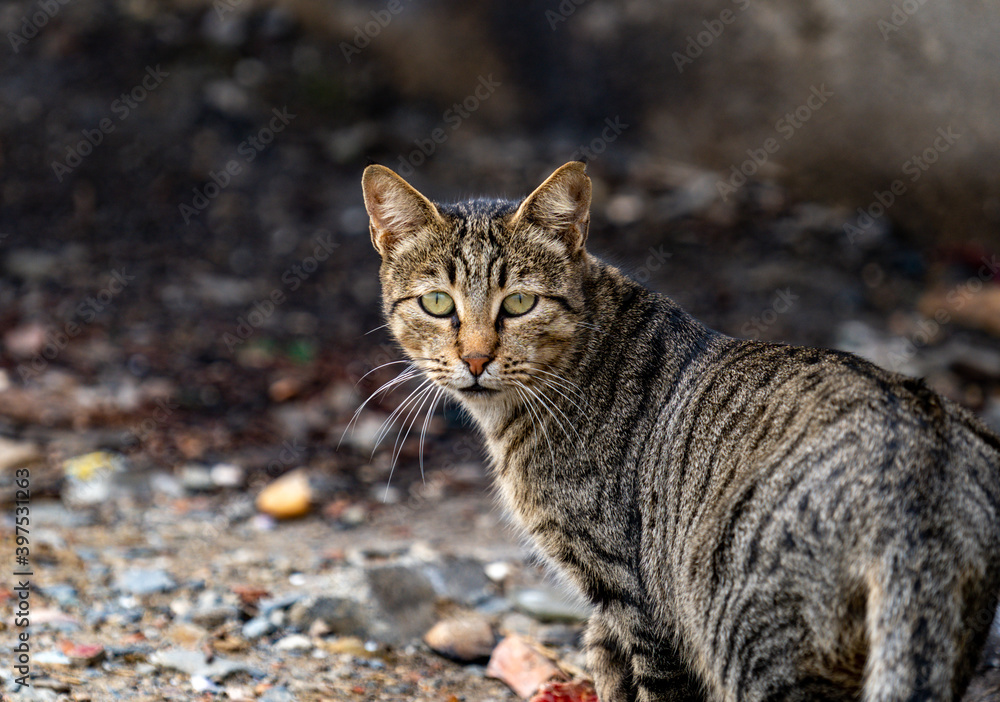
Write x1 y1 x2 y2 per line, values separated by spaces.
361 161 1000 701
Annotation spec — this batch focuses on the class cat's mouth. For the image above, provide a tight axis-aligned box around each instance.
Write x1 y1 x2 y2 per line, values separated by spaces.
457 381 501 396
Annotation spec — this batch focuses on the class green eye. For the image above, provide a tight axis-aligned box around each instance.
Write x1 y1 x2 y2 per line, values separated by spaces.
419 291 455 317
502 292 537 316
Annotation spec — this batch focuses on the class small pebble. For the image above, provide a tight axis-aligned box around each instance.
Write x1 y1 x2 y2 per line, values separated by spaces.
274 634 313 651
114 569 177 596
486 635 563 699
242 616 276 640
256 470 312 519
484 561 512 583
424 614 496 662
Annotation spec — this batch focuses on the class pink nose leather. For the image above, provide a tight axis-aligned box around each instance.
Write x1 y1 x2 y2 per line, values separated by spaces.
462 354 492 376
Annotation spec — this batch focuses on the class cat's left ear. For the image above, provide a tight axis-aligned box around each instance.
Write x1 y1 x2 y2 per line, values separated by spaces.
362 165 444 258
513 161 591 254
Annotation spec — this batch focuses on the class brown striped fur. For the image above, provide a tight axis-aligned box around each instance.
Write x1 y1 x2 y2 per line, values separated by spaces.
361 162 1000 701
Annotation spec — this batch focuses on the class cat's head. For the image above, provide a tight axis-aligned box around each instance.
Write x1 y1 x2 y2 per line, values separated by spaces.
362 162 592 407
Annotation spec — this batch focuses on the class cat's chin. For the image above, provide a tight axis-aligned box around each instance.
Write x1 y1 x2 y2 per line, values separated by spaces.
455 386 502 398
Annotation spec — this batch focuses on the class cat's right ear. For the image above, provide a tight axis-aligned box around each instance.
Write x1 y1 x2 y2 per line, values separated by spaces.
513 161 592 255
362 165 443 258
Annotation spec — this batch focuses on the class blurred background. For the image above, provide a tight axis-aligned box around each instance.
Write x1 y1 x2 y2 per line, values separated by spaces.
1 0 999 699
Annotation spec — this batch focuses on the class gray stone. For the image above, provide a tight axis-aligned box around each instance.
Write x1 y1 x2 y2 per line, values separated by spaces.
288 596 366 637
40 584 78 608
190 604 239 629
366 565 438 645
114 568 177 595
422 556 495 606
150 648 256 681
242 616 276 640
259 686 297 702
512 587 591 623
179 464 216 492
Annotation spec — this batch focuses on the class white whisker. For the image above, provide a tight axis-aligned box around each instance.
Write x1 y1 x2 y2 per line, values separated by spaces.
418 387 445 481
371 378 435 455
514 381 557 471
339 365 421 448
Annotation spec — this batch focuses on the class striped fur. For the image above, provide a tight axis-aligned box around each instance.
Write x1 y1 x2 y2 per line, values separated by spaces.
362 162 1000 701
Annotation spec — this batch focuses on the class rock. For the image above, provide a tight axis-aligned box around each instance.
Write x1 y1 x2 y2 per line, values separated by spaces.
62 451 127 507
243 616 276 640
34 650 71 666
167 622 208 647
150 648 255 681
512 588 591 623
40 584 78 608
321 636 369 657
58 641 105 667
256 470 312 519
529 680 599 702
113 568 177 595
366 565 438 645
178 464 215 492
274 634 313 652
0 437 43 472
423 556 495 606
484 561 513 584
210 463 245 488
486 635 564 699
424 614 496 662
188 590 240 628
258 686 297 702
287 596 366 637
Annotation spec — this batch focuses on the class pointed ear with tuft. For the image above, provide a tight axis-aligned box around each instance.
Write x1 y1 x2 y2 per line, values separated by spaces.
513 161 592 254
362 165 443 258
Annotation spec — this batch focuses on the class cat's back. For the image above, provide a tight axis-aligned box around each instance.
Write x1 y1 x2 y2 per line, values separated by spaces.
655 335 1000 550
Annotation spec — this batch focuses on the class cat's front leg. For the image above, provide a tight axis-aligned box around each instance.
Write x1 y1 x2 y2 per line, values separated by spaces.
585 612 636 702
630 643 706 702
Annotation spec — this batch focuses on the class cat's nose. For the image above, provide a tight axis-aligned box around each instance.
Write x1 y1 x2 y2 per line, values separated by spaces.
462 353 492 377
